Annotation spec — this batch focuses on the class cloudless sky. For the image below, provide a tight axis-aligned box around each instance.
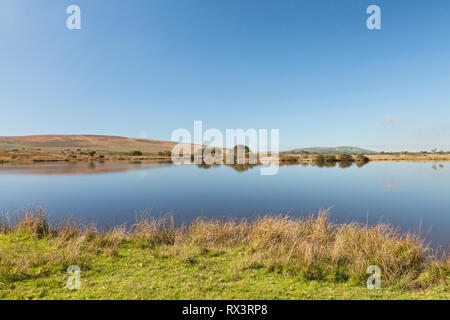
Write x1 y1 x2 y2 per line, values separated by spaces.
1 0 450 151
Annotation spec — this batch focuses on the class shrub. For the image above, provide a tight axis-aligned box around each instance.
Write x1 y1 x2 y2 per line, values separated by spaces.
354 154 369 163
338 153 353 162
233 145 251 153
158 151 172 157
314 154 325 164
323 154 337 162
281 156 298 163
87 150 96 157
128 151 143 156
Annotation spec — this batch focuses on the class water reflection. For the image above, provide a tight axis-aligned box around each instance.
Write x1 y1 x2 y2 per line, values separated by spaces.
0 161 449 247
196 163 220 170
226 164 258 172
197 163 259 172
338 161 353 169
198 161 367 171
431 163 445 170
0 160 173 175
310 161 369 169
0 159 370 175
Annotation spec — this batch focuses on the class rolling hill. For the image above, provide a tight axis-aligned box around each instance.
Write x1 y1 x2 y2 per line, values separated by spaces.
284 146 378 154
0 135 178 153
0 135 378 155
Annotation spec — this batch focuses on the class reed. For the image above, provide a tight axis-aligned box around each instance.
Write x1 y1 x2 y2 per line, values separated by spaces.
0 208 448 290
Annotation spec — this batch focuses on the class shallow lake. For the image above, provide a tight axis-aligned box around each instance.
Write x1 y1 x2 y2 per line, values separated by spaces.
0 161 449 248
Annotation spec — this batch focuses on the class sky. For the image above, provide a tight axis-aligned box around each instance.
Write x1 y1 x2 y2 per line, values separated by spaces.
1 0 450 152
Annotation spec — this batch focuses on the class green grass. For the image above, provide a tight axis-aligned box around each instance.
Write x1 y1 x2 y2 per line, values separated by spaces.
0 210 448 300
0 235 447 300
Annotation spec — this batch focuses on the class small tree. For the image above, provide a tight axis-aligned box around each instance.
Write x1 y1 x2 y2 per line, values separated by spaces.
87 150 96 157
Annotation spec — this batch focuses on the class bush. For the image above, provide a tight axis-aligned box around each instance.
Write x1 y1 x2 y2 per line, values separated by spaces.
338 153 353 162
233 145 250 153
314 154 337 165
354 154 369 163
323 154 337 162
87 150 96 157
128 151 143 156
281 156 298 163
158 151 172 157
314 154 325 164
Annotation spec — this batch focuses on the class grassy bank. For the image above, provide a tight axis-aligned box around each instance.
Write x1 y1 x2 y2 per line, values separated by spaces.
0 209 448 300
0 150 173 164
281 153 450 163
367 153 450 161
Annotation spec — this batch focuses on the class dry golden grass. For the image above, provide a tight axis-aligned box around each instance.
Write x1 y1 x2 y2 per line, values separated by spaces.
367 154 450 161
0 208 448 290
281 153 450 163
0 150 174 164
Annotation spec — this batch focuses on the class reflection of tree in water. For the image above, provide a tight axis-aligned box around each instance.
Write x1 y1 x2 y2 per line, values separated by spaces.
432 163 445 170
197 160 369 171
299 162 309 167
279 162 300 167
310 160 368 169
196 163 257 172
312 161 336 168
226 164 257 172
88 161 96 170
196 163 220 170
338 161 353 169
354 161 369 168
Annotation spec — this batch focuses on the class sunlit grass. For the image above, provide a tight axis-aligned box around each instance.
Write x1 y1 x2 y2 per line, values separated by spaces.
0 208 448 300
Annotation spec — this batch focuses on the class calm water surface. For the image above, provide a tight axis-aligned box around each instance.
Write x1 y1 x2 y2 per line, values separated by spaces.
0 161 449 247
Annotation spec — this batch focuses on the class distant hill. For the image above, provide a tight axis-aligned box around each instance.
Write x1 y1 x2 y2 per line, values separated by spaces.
284 146 378 154
0 135 179 153
0 136 378 155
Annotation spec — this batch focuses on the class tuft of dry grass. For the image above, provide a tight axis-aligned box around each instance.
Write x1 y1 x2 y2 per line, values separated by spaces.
0 208 448 289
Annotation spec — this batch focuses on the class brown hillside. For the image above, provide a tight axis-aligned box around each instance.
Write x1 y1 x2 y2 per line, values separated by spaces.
0 135 178 153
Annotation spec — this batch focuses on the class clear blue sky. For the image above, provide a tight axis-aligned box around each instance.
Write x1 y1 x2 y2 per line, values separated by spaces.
1 0 450 152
